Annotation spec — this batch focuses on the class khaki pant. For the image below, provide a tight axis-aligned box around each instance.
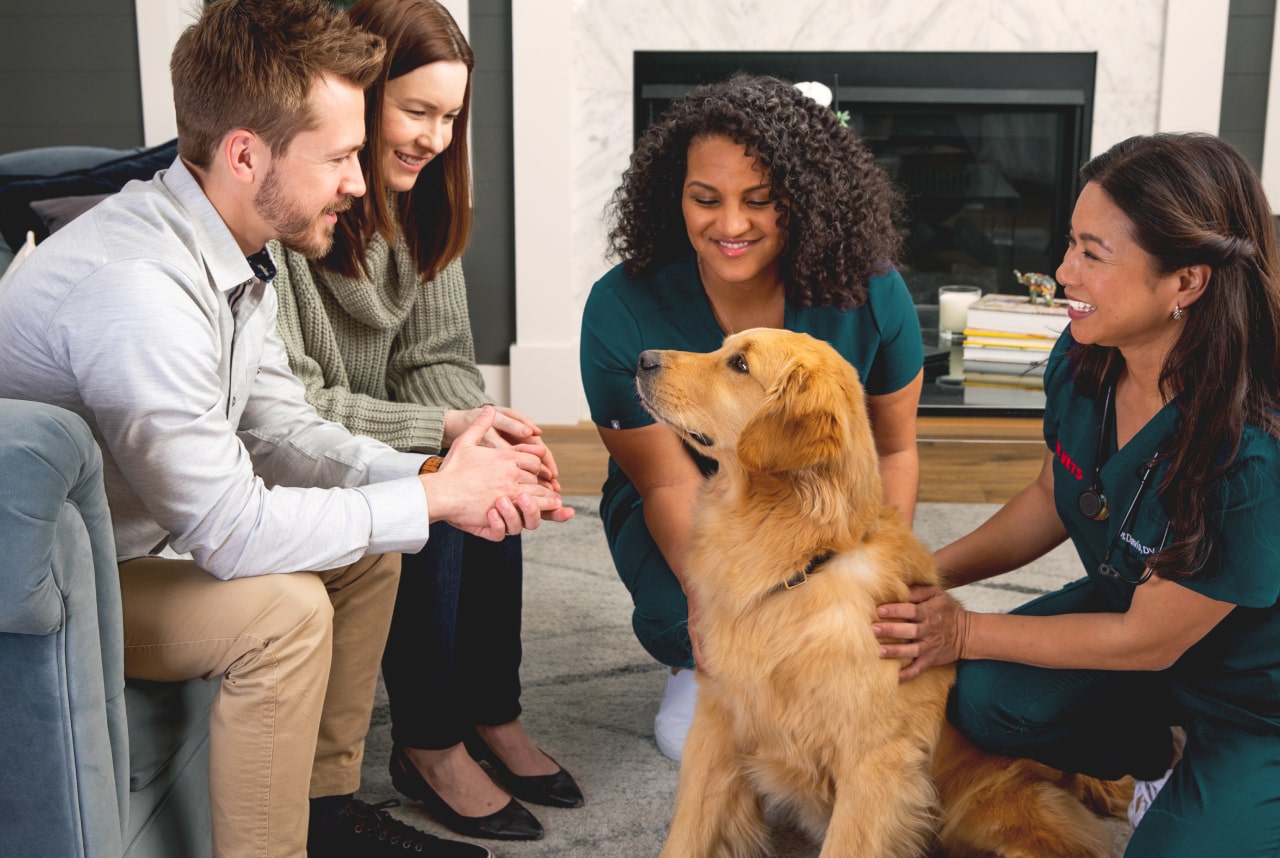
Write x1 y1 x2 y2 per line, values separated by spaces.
119 553 401 858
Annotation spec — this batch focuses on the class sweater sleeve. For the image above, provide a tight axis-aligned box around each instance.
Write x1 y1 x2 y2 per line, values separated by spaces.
386 257 492 415
271 241 449 453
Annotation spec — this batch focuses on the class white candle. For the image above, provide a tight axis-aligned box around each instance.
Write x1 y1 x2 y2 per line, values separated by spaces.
938 286 982 333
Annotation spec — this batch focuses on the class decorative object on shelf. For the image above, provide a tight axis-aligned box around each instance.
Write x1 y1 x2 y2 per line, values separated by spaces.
1015 270 1058 305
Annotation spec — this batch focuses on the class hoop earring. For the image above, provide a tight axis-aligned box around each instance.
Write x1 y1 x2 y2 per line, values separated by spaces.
1172 304 1184 321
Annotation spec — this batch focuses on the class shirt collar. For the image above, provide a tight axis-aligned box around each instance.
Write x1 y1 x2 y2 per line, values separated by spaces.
159 157 264 295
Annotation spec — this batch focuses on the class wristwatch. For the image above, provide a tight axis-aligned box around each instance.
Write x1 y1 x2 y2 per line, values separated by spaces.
419 455 444 475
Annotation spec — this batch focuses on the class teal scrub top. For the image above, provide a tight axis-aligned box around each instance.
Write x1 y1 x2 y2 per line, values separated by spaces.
1043 331 1280 731
580 253 924 432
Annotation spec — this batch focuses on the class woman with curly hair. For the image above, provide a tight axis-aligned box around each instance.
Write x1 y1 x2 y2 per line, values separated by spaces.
876 133 1280 855
579 73 924 761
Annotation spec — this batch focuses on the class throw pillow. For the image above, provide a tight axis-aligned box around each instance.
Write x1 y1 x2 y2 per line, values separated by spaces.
30 193 113 235
0 139 178 251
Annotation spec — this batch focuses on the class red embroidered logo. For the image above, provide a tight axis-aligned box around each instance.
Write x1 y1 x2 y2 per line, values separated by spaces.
1055 440 1085 481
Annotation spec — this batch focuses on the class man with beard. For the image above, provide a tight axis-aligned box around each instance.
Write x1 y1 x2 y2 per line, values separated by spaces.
0 1 567 856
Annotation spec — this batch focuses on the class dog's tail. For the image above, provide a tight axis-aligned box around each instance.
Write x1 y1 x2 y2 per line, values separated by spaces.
932 724 1132 858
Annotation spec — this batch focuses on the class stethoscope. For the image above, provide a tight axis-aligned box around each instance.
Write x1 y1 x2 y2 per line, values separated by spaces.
1077 385 1171 585
1076 386 1114 521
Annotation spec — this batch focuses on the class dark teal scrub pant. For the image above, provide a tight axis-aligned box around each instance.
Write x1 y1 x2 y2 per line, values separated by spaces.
950 578 1280 856
599 468 696 670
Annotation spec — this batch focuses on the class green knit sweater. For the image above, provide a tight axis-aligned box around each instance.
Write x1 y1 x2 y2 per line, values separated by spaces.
270 233 490 454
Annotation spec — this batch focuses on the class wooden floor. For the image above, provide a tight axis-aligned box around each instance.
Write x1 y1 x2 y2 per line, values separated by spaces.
542 416 1046 504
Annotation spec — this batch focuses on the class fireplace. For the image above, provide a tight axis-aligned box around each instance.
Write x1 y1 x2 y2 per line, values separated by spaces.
634 51 1095 412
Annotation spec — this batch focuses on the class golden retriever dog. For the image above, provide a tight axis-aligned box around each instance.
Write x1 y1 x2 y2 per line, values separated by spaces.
635 328 1129 858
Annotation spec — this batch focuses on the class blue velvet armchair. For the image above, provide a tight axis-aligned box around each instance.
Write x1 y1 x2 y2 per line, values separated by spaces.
0 398 216 858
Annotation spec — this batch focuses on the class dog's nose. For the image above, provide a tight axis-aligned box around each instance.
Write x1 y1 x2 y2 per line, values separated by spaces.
637 350 662 373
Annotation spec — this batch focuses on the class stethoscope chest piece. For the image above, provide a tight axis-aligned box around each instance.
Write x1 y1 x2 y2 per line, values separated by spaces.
1077 386 1114 522
1078 487 1110 521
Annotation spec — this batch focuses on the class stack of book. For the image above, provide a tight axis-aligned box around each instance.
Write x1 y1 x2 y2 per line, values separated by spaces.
961 293 1069 392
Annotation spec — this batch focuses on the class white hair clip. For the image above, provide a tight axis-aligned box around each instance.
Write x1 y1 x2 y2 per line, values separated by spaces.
794 81 834 108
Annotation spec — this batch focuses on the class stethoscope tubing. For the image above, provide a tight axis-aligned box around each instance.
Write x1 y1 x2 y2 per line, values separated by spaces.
1080 384 1169 585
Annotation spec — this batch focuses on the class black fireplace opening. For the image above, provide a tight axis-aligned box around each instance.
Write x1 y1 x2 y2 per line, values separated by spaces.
633 51 1096 307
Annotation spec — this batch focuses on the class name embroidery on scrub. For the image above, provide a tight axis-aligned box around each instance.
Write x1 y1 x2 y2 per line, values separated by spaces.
1120 531 1159 556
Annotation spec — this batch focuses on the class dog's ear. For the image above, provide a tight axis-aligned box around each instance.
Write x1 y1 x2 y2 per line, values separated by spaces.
736 356 853 473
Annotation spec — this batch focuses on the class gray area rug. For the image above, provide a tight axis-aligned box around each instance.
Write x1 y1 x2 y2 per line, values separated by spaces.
360 499 1128 857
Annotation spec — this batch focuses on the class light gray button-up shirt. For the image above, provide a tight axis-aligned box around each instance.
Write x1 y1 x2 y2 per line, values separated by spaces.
0 158 431 578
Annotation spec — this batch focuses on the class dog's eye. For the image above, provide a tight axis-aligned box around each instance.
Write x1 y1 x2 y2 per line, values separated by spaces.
728 354 749 374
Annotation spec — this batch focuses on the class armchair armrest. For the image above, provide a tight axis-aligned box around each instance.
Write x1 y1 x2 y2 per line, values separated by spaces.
0 399 118 634
0 397 130 857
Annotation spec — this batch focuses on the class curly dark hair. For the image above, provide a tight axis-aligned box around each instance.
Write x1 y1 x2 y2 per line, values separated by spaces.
1070 133 1280 581
607 73 904 309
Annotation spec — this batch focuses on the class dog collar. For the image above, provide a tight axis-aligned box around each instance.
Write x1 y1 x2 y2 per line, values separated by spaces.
777 550 835 593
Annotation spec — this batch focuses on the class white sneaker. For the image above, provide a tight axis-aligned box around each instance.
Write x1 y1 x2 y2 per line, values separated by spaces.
653 668 698 762
1128 726 1186 829
1127 768 1171 829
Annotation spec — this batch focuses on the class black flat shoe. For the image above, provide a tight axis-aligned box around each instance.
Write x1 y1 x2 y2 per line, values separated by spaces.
389 744 544 841
464 732 585 809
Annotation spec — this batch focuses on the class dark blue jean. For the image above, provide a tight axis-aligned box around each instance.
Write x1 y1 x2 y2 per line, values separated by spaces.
380 521 524 750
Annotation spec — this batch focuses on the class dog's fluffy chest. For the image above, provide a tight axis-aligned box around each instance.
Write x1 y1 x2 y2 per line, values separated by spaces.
692 563 935 828
699 549 907 716
692 537 908 647
691 530 937 741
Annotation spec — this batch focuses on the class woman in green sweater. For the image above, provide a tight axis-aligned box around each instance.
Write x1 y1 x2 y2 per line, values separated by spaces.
270 0 582 845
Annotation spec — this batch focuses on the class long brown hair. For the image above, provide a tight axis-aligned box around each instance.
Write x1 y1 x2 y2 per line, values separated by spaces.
1071 133 1280 580
322 0 474 280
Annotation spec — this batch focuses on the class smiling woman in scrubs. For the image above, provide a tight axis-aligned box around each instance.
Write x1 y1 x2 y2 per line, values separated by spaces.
580 74 923 762
875 132 1280 857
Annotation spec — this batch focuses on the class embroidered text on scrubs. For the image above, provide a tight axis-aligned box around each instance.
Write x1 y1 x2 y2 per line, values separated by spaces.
1055 440 1085 481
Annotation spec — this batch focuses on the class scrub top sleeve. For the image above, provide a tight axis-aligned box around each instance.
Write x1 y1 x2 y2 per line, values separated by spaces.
1178 445 1280 608
580 279 653 430
863 269 924 395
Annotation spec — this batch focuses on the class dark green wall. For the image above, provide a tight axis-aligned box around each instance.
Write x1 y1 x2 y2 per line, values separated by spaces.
462 0 515 366
1220 0 1275 169
0 0 145 151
